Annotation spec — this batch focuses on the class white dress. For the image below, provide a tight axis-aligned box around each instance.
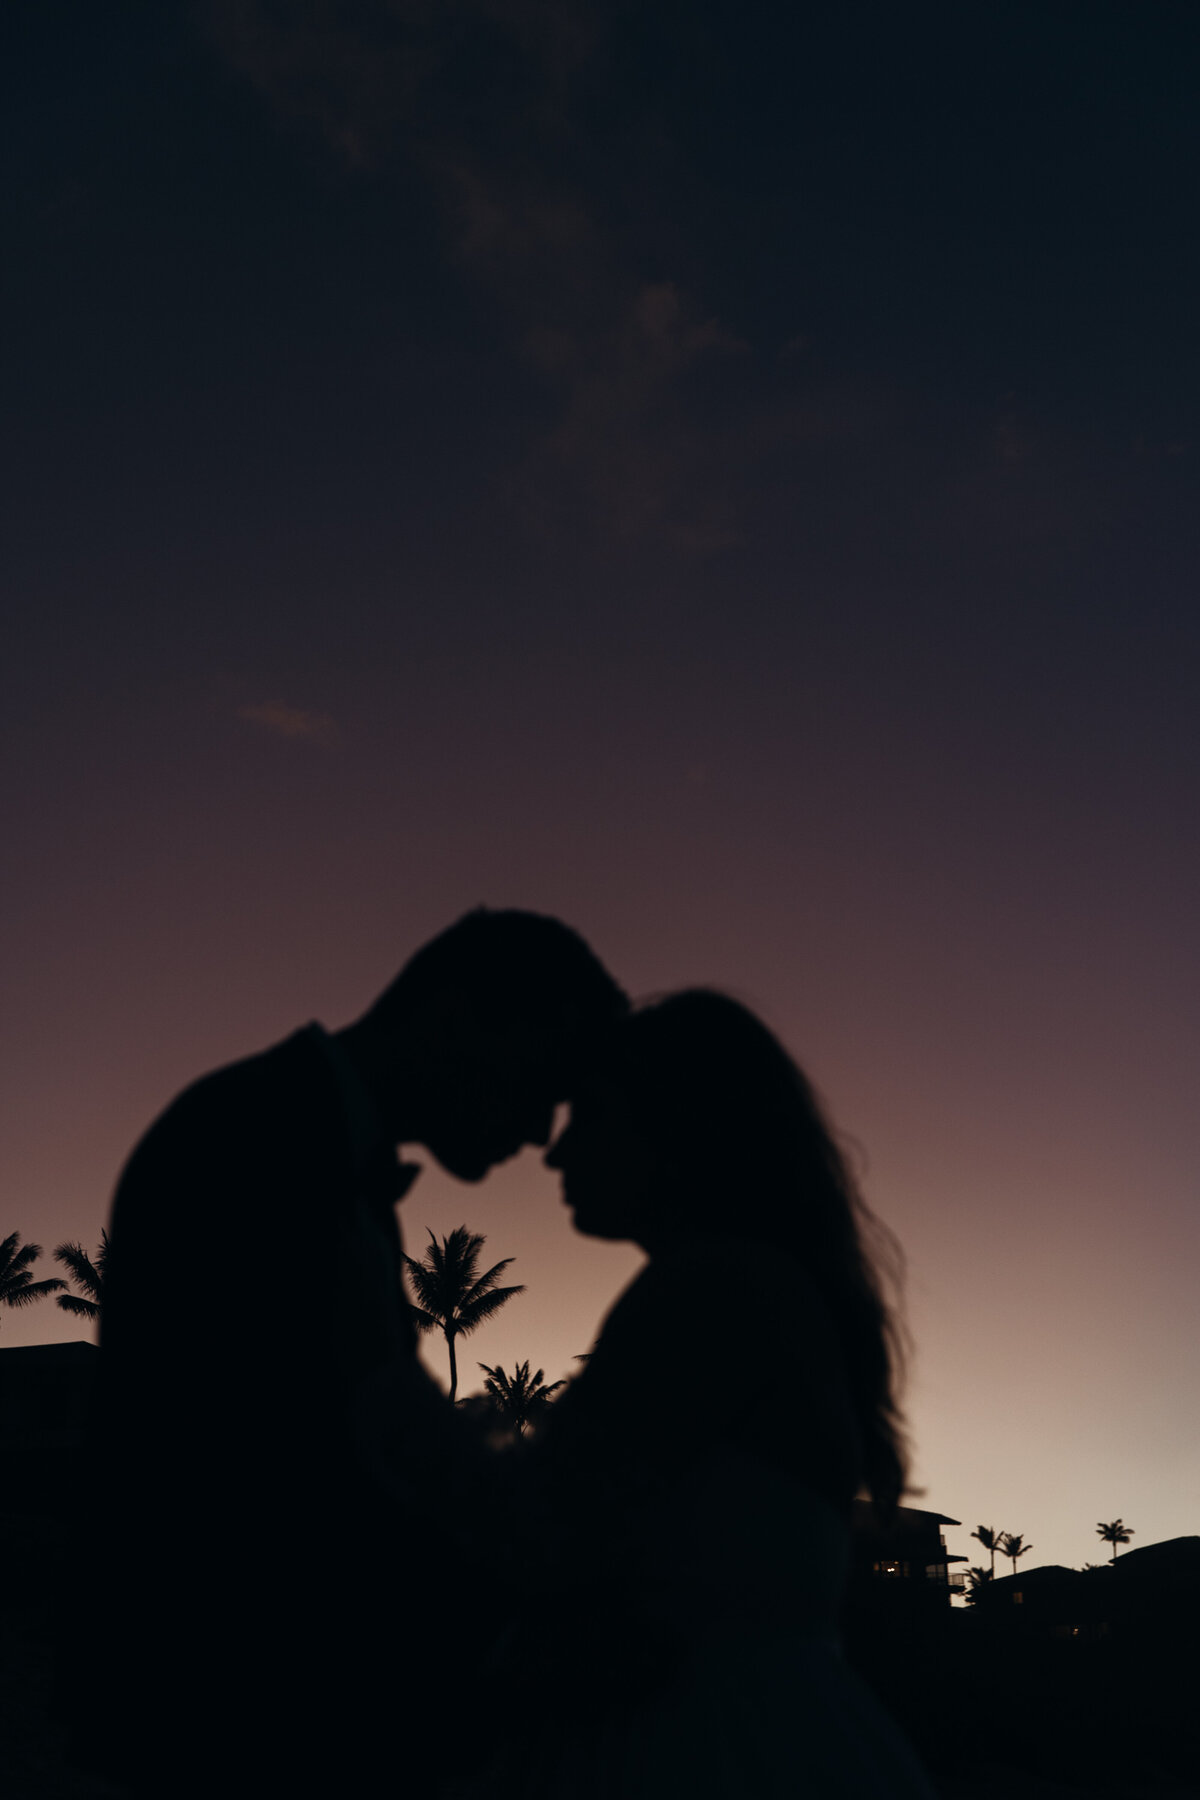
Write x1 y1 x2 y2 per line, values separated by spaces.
498 1245 937 1800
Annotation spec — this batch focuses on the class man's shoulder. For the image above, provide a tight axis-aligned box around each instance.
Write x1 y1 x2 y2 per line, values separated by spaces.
167 1026 329 1117
115 1027 340 1193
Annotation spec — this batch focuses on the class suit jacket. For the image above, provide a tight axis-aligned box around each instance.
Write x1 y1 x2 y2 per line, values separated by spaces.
83 1029 426 1796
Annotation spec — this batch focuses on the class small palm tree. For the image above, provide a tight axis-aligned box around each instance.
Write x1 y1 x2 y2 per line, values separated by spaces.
53 1231 110 1321
403 1227 524 1402
477 1360 566 1436
0 1232 66 1325
1096 1519 1134 1562
963 1567 993 1607
971 1525 1004 1578
999 1531 1033 1575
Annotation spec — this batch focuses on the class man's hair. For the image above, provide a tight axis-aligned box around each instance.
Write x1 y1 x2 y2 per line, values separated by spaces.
369 908 628 1034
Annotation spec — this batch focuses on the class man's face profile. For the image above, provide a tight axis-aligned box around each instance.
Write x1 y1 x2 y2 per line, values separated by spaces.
418 1009 569 1181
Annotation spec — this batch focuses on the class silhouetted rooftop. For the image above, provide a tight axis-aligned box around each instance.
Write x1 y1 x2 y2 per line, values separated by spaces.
852 1499 960 1532
987 1564 1086 1590
1108 1536 1200 1578
0 1340 97 1365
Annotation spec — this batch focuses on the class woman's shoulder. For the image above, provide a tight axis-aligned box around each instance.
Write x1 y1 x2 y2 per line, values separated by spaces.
612 1236 835 1337
587 1236 849 1417
585 1239 743 1358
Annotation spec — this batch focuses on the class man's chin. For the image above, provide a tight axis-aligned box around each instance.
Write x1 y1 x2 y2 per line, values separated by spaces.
568 1206 629 1242
429 1146 496 1183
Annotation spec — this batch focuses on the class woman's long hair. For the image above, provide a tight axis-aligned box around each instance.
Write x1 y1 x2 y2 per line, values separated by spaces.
609 989 909 1515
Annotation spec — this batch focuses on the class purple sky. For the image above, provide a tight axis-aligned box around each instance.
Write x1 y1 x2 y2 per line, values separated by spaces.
3 0 1199 1580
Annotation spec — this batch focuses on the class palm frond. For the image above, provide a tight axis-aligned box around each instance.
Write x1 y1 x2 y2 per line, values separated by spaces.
477 1359 567 1430
436 1227 485 1284
1 1234 43 1277
462 1258 518 1308
402 1226 523 1365
0 1235 68 1309
963 1567 993 1606
402 1257 443 1311
56 1293 101 1319
456 1285 525 1335
478 1364 510 1404
3 1276 68 1306
53 1242 103 1301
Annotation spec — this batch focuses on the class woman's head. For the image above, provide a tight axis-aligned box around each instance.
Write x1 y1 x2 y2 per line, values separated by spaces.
546 988 908 1511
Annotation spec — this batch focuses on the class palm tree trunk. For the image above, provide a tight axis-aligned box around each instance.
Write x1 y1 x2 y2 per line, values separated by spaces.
446 1328 458 1403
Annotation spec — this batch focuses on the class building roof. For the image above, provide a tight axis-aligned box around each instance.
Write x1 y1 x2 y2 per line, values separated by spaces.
988 1564 1087 1590
1108 1537 1200 1579
0 1340 98 1366
852 1499 961 1531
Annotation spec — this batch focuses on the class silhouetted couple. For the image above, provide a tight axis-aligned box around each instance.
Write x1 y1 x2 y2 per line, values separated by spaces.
78 909 933 1798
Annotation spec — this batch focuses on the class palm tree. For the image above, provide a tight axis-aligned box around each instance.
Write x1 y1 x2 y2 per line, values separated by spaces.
999 1531 1033 1576
0 1232 66 1324
403 1227 524 1402
53 1230 110 1321
477 1360 566 1436
1096 1519 1134 1562
963 1567 993 1607
970 1525 1004 1578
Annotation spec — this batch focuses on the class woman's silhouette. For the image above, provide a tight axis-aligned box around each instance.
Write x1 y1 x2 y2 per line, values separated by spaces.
497 989 935 1798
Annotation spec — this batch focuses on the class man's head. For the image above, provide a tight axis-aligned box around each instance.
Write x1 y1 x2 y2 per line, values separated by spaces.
347 908 628 1180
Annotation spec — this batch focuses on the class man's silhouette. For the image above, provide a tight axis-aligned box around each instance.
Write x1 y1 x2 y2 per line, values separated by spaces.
77 909 627 1799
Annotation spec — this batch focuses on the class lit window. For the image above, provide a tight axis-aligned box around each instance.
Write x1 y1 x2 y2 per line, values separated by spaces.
1013 1592 1023 1605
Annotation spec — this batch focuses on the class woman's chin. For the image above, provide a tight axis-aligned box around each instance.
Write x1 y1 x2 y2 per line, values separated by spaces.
569 1206 629 1242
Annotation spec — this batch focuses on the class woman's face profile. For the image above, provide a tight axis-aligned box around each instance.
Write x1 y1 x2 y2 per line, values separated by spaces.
544 1075 661 1244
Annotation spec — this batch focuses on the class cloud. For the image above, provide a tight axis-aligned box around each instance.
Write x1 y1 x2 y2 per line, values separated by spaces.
205 4 907 558
508 278 752 545
237 700 338 746
204 1 763 551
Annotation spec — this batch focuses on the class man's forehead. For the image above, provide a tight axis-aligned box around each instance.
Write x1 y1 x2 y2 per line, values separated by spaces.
509 1007 589 1052
504 1007 617 1091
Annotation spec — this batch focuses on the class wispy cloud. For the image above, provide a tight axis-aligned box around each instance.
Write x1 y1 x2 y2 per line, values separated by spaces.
237 700 338 746
205 1 764 551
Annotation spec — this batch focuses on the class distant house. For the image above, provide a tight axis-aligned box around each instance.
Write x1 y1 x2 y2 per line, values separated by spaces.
1104 1536 1200 1647
973 1564 1107 1639
842 1502 966 1759
846 1501 967 1624
973 1539 1200 1647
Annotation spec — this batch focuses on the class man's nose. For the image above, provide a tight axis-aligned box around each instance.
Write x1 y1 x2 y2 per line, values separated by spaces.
543 1121 571 1168
525 1102 555 1148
